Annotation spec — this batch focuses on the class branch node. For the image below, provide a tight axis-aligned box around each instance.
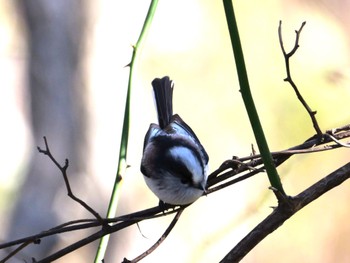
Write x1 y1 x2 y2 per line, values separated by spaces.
63 159 69 169
269 186 292 206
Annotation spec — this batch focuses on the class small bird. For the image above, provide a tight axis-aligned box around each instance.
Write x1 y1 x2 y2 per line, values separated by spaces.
141 76 209 205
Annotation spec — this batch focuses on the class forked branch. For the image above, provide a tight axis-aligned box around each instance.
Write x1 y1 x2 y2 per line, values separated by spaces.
37 136 103 222
278 21 323 138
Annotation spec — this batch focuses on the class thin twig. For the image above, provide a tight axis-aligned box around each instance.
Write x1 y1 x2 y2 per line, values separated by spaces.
34 206 183 263
278 21 323 138
37 136 103 222
207 125 350 191
324 133 350 148
124 208 185 263
0 242 32 263
0 205 181 253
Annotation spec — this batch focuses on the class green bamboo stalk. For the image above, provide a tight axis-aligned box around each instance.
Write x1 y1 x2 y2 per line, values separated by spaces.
222 0 286 199
94 1 159 261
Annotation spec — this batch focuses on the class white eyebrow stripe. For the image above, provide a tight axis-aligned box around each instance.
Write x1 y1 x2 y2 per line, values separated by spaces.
168 146 203 183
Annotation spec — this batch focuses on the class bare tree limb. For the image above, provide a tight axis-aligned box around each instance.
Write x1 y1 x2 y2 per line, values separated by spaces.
124 208 185 263
278 21 323 138
220 162 350 262
37 136 104 223
207 125 350 192
35 207 185 263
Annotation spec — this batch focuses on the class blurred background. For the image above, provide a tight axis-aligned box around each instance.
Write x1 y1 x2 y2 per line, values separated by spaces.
0 0 349 262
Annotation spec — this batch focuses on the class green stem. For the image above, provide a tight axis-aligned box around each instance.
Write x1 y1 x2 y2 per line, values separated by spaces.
94 1 159 262
222 0 286 199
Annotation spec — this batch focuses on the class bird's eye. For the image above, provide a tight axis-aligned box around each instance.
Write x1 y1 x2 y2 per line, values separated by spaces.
163 155 193 185
180 177 191 185
172 162 193 185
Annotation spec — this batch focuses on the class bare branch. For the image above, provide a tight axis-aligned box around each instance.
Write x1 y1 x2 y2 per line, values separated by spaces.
325 133 350 148
220 162 350 262
207 125 350 192
34 206 185 262
278 21 323 138
124 208 185 263
37 136 103 222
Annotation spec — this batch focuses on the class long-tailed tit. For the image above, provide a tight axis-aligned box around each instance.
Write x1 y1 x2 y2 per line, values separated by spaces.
141 76 209 205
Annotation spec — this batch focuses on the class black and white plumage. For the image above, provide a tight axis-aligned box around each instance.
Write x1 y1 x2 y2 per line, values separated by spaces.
141 76 209 205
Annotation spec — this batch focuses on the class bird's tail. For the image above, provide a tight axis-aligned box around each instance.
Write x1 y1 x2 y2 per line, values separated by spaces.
152 76 174 129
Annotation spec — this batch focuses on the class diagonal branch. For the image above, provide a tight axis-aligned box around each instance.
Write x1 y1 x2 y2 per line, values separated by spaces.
33 207 184 263
207 125 350 193
124 208 185 263
220 162 350 262
37 136 104 222
278 21 323 138
205 129 350 211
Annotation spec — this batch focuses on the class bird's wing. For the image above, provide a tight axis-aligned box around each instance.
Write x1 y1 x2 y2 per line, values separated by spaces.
143 123 165 152
167 114 209 165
